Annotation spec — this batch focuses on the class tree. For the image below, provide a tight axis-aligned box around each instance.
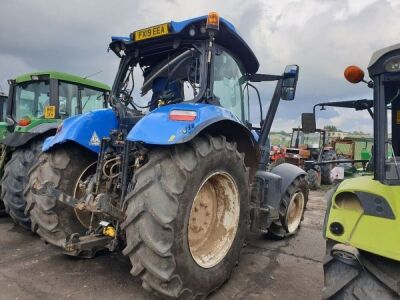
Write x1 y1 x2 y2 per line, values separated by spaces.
324 125 338 132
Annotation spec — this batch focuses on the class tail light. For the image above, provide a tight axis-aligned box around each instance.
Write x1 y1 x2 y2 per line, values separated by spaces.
169 110 197 121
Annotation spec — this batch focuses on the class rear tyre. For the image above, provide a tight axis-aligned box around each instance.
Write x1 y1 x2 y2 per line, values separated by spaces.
307 166 321 190
323 240 398 299
268 175 309 238
0 201 5 216
26 144 96 252
321 150 337 185
122 135 249 299
1 138 44 229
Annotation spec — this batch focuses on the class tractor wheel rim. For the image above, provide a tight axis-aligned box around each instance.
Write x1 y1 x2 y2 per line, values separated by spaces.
73 162 97 228
188 171 240 269
285 191 305 233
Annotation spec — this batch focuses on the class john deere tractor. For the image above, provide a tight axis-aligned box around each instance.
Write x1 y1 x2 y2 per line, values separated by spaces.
0 91 8 215
323 44 400 298
0 71 110 229
28 13 308 298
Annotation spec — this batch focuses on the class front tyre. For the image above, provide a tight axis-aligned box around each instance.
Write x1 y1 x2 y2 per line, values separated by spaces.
268 175 309 238
323 240 398 299
307 166 321 190
1 138 44 229
122 135 249 299
321 150 337 185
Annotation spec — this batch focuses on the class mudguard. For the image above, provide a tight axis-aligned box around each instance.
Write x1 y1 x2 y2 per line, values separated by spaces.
126 103 245 144
0 123 59 148
43 109 118 153
269 162 307 197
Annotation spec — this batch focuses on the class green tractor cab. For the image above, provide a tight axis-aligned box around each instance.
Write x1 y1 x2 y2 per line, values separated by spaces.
0 92 10 140
323 45 400 299
0 71 110 229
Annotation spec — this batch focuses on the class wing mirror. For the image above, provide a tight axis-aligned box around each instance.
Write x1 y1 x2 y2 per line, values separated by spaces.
281 65 299 101
301 113 316 133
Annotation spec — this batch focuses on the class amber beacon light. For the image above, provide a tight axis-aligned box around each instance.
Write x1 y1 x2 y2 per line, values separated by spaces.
206 12 220 31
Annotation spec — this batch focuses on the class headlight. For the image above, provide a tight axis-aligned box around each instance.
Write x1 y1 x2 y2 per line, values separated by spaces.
384 56 400 72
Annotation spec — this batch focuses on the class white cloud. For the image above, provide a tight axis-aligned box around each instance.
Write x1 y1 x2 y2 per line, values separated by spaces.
0 0 398 134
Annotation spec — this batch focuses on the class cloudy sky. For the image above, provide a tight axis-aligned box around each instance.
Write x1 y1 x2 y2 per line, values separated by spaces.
1 0 400 133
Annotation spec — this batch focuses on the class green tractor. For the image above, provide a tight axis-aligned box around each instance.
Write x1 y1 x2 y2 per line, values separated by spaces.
0 91 8 215
0 71 110 229
323 45 400 298
0 91 8 136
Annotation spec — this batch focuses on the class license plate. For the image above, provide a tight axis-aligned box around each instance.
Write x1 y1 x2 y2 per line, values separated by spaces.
44 105 56 119
134 23 169 41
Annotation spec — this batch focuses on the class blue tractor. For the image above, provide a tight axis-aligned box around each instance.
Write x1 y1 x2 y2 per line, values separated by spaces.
28 13 308 298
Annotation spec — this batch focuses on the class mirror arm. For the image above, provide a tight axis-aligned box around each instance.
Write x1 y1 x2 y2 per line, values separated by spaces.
258 79 283 171
246 73 283 82
246 82 263 123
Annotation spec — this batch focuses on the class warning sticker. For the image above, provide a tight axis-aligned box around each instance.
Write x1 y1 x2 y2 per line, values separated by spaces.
89 131 101 146
44 105 56 119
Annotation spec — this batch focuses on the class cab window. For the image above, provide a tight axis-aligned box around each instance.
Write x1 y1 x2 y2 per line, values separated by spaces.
212 48 247 122
58 81 79 118
14 81 50 121
81 87 106 113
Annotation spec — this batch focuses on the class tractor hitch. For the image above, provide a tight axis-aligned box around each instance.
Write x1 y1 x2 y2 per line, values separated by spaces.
31 182 125 222
64 233 114 258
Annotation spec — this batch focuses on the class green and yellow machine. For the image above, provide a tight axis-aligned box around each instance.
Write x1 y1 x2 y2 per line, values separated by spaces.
0 71 110 228
0 91 8 139
0 91 8 215
323 45 400 298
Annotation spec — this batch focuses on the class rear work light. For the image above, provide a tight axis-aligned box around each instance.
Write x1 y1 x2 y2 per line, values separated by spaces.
169 110 197 121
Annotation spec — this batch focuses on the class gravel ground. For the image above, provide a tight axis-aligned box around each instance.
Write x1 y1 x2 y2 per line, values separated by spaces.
0 190 327 300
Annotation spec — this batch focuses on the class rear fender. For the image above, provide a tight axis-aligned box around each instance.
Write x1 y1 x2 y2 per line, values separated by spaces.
270 162 307 197
1 123 59 148
127 103 259 176
126 103 242 145
42 109 118 153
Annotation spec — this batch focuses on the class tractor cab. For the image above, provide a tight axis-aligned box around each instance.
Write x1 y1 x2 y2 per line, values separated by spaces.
109 13 298 136
367 45 400 185
284 127 328 169
6 71 110 135
0 92 7 122
0 92 8 140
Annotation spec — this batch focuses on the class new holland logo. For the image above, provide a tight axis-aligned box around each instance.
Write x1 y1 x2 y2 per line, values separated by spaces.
89 131 101 146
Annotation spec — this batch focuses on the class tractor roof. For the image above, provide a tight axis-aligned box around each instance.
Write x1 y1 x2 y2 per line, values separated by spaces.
14 71 110 91
368 43 400 69
110 15 260 74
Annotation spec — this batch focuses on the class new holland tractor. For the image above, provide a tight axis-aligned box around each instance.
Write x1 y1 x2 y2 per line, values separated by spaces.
0 71 110 229
28 13 308 298
323 44 400 299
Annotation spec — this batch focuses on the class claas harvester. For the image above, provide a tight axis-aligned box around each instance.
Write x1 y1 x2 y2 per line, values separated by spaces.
323 44 400 299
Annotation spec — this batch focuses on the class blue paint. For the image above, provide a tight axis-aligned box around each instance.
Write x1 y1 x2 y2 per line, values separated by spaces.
126 102 249 145
251 129 260 142
43 109 119 153
170 16 236 33
111 36 131 42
